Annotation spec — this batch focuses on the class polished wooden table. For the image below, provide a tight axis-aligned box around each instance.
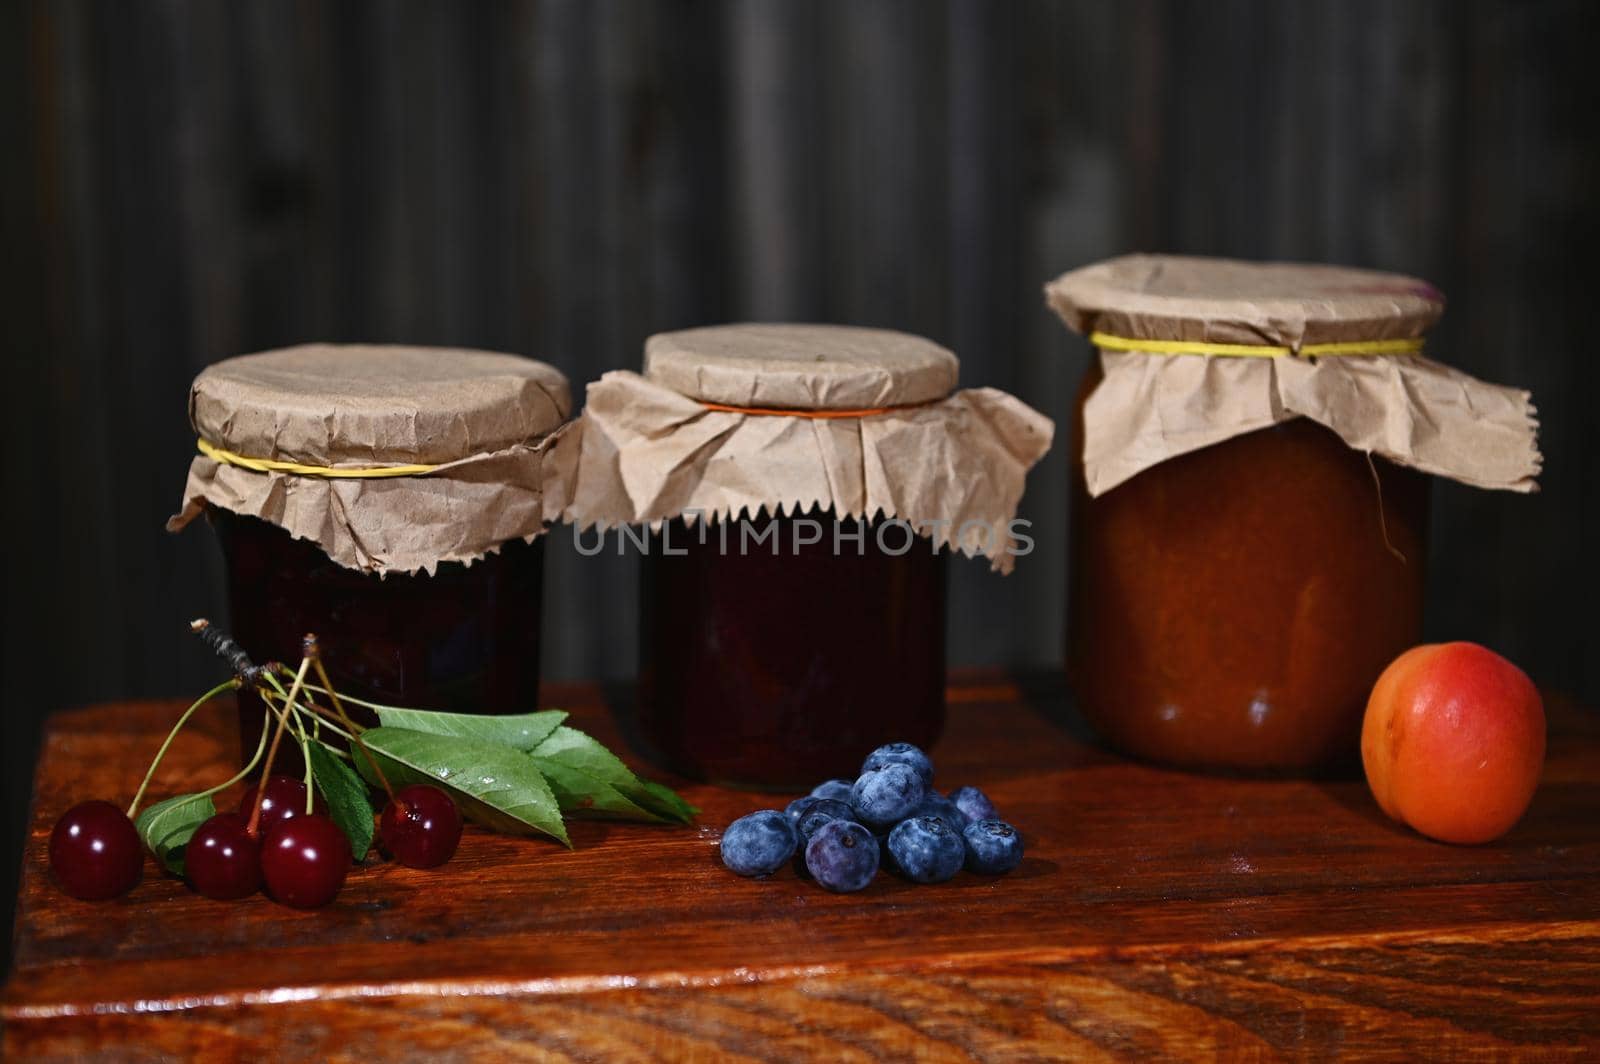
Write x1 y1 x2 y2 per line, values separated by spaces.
6 673 1599 1060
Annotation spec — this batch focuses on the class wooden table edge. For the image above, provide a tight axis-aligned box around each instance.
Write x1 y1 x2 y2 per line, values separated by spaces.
9 915 1598 1022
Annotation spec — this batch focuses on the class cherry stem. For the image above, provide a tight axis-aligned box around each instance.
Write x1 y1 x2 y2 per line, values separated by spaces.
284 678 404 721
263 689 354 742
191 692 276 802
248 653 312 837
127 678 241 819
308 649 394 801
189 617 266 684
294 635 317 813
258 675 323 815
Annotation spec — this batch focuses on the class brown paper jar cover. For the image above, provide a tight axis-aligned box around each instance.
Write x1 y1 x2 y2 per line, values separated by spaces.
645 322 959 410
557 323 1055 573
169 343 573 575
1046 254 1541 496
1046 253 1445 347
1045 254 1539 773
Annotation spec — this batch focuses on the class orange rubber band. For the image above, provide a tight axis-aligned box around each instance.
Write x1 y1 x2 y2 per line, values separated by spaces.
697 400 933 419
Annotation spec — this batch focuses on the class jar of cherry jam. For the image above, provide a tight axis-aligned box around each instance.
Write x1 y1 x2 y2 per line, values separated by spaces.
564 324 1055 788
169 343 571 761
1046 255 1540 772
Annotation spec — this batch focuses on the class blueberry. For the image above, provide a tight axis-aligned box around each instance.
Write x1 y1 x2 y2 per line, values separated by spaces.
911 792 969 832
888 816 965 884
794 799 855 842
861 742 934 786
720 810 798 877
850 763 926 827
963 819 1024 875
949 786 998 824
785 795 822 823
810 779 856 803
804 819 880 892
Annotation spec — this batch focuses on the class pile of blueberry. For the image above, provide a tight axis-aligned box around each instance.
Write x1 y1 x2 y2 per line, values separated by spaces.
719 742 1024 892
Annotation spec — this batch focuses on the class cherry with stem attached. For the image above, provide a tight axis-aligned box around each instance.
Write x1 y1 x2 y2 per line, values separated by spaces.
247 651 314 839
238 776 326 834
185 812 262 900
260 813 350 909
380 785 464 869
48 801 143 901
245 643 351 909
50 674 243 902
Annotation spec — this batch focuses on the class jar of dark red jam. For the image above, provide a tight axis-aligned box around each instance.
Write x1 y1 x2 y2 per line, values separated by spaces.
1047 254 1538 773
565 323 1055 789
168 343 571 764
1068 363 1429 772
637 512 946 788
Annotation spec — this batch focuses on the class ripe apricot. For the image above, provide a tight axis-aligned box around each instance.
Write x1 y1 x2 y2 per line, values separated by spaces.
1361 642 1545 844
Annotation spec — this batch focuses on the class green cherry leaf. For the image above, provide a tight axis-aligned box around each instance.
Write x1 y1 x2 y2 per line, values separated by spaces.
631 778 700 823
370 706 569 751
357 727 569 846
135 792 217 875
308 743 376 861
530 754 659 822
530 726 696 824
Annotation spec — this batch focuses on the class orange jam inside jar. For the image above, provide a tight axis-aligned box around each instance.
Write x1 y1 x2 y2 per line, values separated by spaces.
1068 364 1429 771
1047 254 1539 773
168 343 571 764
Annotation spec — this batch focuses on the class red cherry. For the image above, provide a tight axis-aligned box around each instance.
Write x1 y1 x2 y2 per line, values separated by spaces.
48 800 143 900
185 812 262 899
260 814 350 909
239 775 326 833
379 785 463 869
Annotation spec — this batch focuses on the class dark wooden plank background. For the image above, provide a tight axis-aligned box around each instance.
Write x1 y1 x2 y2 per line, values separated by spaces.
2 0 1596 968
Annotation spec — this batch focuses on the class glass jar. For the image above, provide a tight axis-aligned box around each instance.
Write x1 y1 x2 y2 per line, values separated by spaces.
213 509 545 762
1068 364 1430 771
169 343 570 767
635 512 946 789
564 323 1053 788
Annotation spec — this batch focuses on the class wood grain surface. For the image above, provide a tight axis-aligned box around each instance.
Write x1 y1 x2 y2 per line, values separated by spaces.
5 672 1599 1060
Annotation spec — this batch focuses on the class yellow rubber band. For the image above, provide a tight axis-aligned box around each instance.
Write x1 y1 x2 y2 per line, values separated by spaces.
197 437 441 478
1088 331 1425 358
1298 338 1426 356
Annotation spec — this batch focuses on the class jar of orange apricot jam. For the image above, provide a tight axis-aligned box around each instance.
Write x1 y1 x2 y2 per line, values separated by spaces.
1067 364 1428 770
1047 255 1539 772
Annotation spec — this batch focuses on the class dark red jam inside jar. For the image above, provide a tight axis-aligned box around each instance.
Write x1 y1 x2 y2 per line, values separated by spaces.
634 511 946 789
211 509 544 765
